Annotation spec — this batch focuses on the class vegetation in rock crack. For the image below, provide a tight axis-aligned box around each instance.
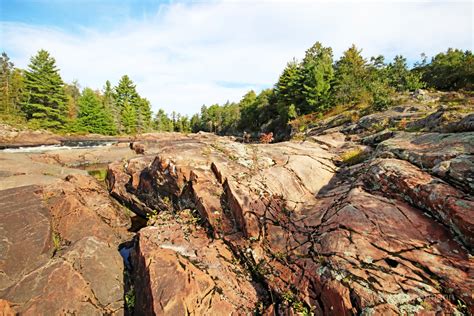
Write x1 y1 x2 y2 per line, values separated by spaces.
51 232 61 256
339 148 369 165
125 287 135 310
282 290 313 316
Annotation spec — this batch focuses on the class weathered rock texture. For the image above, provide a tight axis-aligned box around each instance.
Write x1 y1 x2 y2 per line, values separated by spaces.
0 94 472 315
108 131 473 315
0 175 131 315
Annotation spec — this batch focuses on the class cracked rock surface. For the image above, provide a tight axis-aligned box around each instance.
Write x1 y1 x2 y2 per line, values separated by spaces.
107 131 473 315
0 174 132 315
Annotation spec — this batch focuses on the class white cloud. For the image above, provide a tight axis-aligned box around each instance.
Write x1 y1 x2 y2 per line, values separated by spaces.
1 0 472 115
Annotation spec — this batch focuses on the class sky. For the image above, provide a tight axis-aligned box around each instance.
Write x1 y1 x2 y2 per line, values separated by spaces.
0 0 473 115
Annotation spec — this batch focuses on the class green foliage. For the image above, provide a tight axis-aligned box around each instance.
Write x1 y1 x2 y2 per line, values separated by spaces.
154 108 174 131
121 100 137 134
275 60 303 122
76 88 116 135
125 287 135 310
113 75 152 134
22 50 67 129
52 232 61 256
22 49 68 129
64 80 80 120
102 80 120 132
332 44 370 106
386 55 424 92
300 42 334 113
339 147 368 165
87 169 107 182
282 290 312 315
0 52 25 117
421 48 474 90
136 97 153 133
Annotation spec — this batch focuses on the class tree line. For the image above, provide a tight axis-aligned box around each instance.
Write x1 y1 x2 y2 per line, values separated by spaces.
1 44 472 136
0 49 152 135
185 44 473 137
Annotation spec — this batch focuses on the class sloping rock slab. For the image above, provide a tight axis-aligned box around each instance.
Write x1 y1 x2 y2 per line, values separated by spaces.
132 215 262 315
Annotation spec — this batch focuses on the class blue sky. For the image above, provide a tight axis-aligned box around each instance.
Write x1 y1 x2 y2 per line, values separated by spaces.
1 0 473 115
1 0 175 30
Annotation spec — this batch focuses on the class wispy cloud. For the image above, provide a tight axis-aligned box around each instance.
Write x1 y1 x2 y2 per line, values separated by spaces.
1 0 472 115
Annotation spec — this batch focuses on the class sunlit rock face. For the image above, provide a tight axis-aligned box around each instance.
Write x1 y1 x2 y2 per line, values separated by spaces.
107 131 473 315
0 100 472 315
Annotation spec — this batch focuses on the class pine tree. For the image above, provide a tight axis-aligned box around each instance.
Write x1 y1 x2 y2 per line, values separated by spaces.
274 60 303 121
114 75 138 110
154 109 173 131
22 50 67 129
387 55 424 92
300 42 334 113
136 97 153 133
332 45 370 106
421 49 474 90
103 80 120 133
238 90 257 131
190 113 201 132
76 88 115 135
121 100 137 134
114 75 141 133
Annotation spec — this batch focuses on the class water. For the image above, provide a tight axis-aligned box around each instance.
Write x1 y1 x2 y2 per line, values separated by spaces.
1 140 116 153
119 244 133 270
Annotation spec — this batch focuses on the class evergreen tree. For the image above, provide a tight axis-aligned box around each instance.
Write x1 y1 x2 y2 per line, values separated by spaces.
22 49 67 129
154 109 173 132
190 113 201 132
300 42 334 113
387 55 424 91
136 97 153 133
274 60 304 121
422 49 474 90
114 75 139 110
103 80 120 133
121 100 137 134
76 88 115 135
113 75 153 134
367 55 394 111
332 45 370 105
238 90 257 131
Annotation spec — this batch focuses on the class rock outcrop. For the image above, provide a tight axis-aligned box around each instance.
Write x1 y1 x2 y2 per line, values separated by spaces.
0 174 131 315
107 131 473 315
0 94 472 315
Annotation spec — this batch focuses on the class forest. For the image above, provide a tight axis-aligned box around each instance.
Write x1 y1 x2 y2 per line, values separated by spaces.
0 43 472 136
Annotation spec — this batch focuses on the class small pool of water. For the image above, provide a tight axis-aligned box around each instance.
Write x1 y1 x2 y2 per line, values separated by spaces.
119 244 134 270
